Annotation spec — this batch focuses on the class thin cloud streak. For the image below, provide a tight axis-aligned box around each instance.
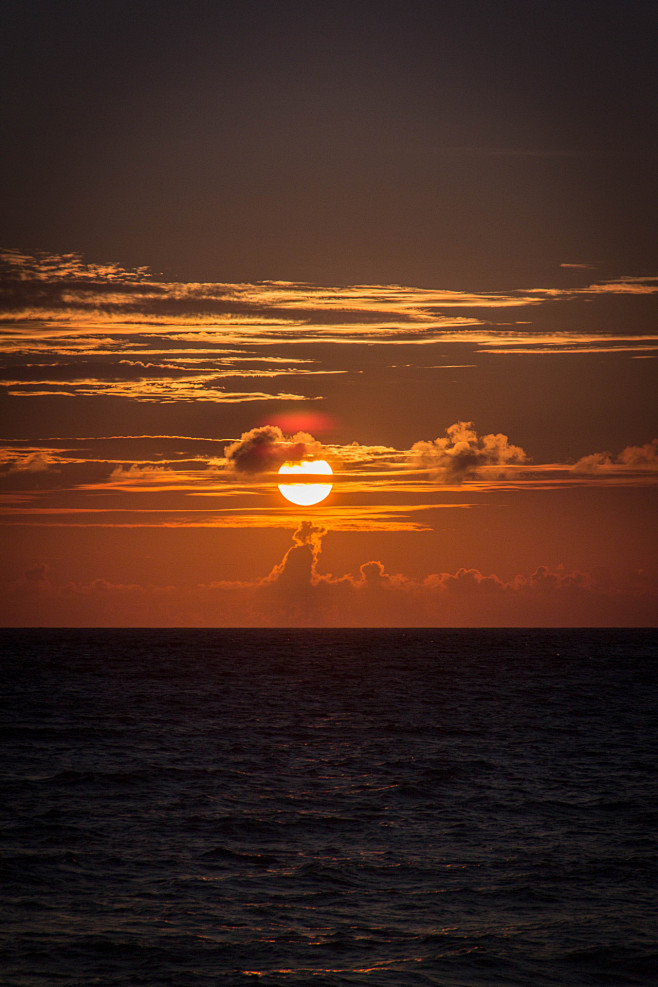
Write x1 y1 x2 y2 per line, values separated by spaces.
2 428 656 538
2 247 656 437
0 506 441 533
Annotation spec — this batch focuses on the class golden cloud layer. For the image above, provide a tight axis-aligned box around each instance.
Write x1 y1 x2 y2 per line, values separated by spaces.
1 425 656 535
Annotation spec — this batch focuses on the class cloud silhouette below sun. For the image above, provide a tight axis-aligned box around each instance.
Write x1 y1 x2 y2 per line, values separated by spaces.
7 521 656 627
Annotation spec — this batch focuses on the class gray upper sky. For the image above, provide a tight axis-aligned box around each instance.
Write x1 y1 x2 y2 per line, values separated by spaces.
2 0 656 286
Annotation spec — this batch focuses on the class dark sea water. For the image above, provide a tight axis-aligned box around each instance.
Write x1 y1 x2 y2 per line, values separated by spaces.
1 628 657 987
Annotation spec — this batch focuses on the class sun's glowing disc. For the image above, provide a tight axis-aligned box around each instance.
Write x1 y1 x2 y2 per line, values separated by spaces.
277 459 333 506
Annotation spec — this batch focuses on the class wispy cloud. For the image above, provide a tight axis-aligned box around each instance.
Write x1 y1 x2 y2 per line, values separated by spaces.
1 427 656 535
3 251 657 418
5 377 320 404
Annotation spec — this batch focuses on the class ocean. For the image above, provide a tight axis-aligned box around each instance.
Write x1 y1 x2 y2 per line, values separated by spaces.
1 628 656 986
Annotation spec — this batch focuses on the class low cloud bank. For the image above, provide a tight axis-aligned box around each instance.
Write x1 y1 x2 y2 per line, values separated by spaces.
7 523 655 627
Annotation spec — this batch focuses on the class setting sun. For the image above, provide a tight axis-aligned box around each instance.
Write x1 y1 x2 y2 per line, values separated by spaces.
277 459 333 506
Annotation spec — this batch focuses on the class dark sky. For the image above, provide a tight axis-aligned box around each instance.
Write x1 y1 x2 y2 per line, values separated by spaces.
2 0 656 286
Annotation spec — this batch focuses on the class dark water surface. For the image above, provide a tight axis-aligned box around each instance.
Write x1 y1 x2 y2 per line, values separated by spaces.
1 628 657 986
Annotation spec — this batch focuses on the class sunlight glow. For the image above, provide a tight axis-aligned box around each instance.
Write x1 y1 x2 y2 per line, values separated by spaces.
278 459 333 506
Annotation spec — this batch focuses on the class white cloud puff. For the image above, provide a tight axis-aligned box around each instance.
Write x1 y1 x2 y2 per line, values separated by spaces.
572 438 658 473
411 421 528 482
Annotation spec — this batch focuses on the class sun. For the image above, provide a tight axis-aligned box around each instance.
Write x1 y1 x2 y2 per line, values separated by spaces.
278 459 333 506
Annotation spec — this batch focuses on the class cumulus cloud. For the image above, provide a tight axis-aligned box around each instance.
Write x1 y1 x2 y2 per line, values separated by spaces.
259 535 656 626
617 439 658 467
264 522 328 607
286 519 325 557
411 421 528 482
571 451 614 472
6 525 656 627
224 425 322 473
572 438 658 472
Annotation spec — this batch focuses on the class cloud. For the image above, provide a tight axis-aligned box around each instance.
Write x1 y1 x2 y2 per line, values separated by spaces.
572 438 658 473
584 277 658 296
1 362 320 403
107 464 176 483
6 526 656 627
246 525 655 628
617 439 658 468
0 359 344 386
0 360 202 382
2 425 656 526
22 562 51 588
6 452 54 473
411 422 528 482
263 522 328 608
224 425 322 474
0 249 150 283
571 452 614 472
3 251 657 390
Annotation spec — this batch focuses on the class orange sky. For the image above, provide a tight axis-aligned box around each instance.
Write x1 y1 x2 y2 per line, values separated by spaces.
1 251 656 625
2 3 656 624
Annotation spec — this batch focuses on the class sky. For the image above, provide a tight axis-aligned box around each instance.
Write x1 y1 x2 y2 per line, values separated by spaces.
1 0 656 626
